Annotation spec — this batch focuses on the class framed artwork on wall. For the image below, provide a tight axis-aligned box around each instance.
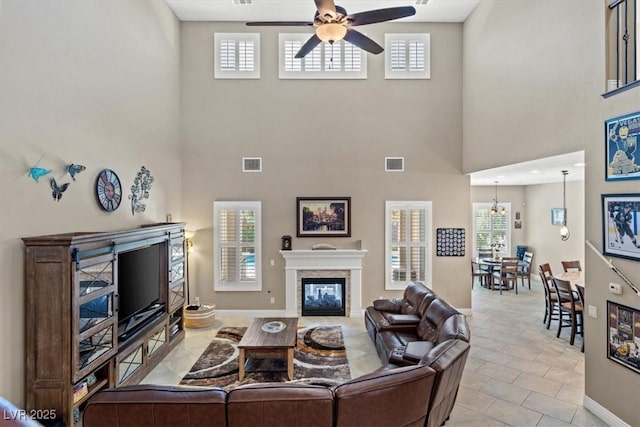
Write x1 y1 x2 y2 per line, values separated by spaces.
296 197 351 237
602 194 640 261
607 301 640 374
605 111 640 181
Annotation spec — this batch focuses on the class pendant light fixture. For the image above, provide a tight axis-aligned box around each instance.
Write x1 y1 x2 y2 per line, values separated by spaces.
490 181 507 215
560 170 570 241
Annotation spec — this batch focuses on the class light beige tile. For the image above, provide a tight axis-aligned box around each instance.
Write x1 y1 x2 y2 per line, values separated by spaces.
513 373 563 397
480 379 531 405
544 366 584 389
484 398 543 427
555 384 584 406
521 391 578 423
472 348 515 366
476 361 522 383
447 405 506 427
461 370 492 390
571 408 610 427
456 385 498 413
505 356 551 377
537 414 573 427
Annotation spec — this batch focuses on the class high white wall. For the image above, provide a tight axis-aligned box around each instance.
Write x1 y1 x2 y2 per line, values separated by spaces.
0 1 182 405
464 1 640 424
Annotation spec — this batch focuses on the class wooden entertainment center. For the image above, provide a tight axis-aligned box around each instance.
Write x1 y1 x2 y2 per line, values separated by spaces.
22 223 187 426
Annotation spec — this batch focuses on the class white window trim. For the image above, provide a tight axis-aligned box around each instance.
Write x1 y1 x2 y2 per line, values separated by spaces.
278 33 367 79
385 201 432 290
471 202 512 257
213 201 262 291
385 33 431 80
214 33 260 79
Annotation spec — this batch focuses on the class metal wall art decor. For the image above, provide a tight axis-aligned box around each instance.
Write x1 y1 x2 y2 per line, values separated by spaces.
50 178 69 202
66 163 86 181
296 197 351 237
129 166 154 216
436 228 465 256
606 111 640 181
607 301 640 374
602 194 640 261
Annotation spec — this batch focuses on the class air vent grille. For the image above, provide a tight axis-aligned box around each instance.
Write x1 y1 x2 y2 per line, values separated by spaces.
415 0 429 5
385 157 404 172
233 0 252 4
243 157 262 172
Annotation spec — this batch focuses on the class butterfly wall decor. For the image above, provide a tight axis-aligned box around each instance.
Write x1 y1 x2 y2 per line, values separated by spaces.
66 163 86 181
50 178 69 202
28 166 52 183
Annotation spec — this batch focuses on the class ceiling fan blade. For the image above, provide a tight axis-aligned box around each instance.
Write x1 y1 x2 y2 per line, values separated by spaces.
346 6 416 26
343 29 383 54
314 0 337 15
295 34 322 58
246 21 314 26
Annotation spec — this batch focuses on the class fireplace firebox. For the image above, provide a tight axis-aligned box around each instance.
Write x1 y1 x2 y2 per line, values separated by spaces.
301 278 346 316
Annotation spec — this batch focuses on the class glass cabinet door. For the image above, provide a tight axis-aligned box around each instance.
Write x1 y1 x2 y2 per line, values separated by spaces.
73 252 117 382
168 237 186 312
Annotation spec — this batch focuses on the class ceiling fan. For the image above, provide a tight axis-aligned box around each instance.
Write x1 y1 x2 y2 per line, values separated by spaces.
246 0 416 58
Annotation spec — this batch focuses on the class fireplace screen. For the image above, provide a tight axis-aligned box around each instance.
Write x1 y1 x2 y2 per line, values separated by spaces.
301 278 346 316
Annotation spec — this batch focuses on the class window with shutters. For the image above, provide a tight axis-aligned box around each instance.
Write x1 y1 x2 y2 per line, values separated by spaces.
278 34 367 79
214 201 261 291
384 34 430 79
385 201 432 290
472 203 511 257
214 33 260 79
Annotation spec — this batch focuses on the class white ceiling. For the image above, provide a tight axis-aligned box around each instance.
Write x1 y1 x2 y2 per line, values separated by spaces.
468 151 586 187
166 0 480 22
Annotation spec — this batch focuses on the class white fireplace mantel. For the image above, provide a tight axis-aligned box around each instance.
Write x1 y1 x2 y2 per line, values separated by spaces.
280 249 367 317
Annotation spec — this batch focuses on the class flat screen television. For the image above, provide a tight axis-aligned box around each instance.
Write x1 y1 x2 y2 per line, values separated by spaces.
117 243 163 336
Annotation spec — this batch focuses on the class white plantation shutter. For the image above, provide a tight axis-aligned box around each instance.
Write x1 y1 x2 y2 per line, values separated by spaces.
214 201 262 291
386 201 432 290
472 203 511 257
385 33 430 79
214 33 260 79
279 34 367 79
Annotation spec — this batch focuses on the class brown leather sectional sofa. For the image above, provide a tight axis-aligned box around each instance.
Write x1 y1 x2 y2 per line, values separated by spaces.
83 364 437 427
365 281 471 427
82 282 470 427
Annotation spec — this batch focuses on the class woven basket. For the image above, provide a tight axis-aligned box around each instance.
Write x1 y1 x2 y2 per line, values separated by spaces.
184 304 216 328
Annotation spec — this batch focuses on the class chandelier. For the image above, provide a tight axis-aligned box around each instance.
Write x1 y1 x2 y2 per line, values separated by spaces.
490 181 507 215
560 170 570 241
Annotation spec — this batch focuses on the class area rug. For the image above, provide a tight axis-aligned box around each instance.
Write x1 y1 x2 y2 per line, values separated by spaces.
180 325 351 390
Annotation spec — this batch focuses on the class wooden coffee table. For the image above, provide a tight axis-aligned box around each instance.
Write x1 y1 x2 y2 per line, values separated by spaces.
238 317 298 381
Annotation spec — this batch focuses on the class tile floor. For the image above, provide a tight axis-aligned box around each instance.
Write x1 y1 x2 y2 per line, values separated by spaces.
144 279 607 427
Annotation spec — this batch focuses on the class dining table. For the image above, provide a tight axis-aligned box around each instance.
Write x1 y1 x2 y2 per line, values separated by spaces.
473 257 524 289
557 271 584 291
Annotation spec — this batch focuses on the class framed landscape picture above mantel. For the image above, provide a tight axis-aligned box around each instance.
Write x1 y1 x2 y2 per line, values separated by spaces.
602 193 640 261
296 197 351 237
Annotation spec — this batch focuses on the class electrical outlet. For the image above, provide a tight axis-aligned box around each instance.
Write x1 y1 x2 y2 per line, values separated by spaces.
609 282 622 295
270 297 275 304
588 305 597 318
270 259 275 267
195 296 200 306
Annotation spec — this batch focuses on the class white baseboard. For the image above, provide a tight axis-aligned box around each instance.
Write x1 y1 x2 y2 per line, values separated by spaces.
583 395 631 427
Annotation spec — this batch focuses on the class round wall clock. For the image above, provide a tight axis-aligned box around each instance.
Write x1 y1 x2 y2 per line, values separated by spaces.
96 169 122 212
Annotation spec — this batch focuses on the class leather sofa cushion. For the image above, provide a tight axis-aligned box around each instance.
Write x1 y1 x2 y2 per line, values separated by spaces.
373 298 403 313
83 385 227 427
437 314 471 343
227 383 333 427
400 282 434 314
403 341 436 363
334 364 436 427
386 314 421 325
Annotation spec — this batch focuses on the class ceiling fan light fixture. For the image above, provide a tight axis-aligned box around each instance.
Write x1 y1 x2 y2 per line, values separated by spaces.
316 23 347 43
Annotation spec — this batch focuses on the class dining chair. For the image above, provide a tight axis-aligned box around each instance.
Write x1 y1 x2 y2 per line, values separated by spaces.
471 260 490 289
539 263 553 279
561 260 582 272
491 257 519 295
552 277 583 346
517 251 534 289
538 264 558 329
575 284 585 353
